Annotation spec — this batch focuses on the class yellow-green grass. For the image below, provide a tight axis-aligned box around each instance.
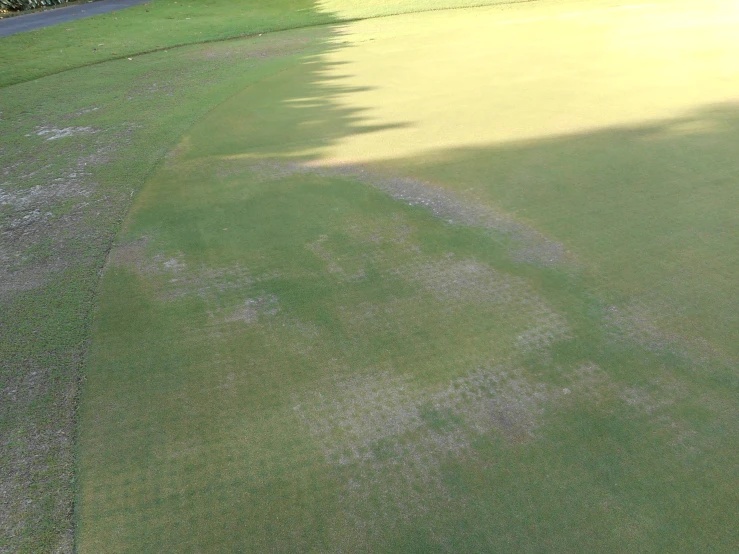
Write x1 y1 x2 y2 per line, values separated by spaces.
79 1 738 551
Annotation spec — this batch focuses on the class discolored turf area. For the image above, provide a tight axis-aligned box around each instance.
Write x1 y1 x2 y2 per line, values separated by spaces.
74 1 738 551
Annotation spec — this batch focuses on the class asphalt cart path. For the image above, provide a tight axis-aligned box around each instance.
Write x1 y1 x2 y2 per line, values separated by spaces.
0 0 150 38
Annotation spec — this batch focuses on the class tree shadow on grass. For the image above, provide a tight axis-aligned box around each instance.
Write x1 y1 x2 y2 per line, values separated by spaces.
80 13 739 552
183 37 739 363
371 103 739 360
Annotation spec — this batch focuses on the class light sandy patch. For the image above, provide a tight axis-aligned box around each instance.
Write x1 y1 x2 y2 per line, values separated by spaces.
107 242 260 301
604 300 733 367
306 234 348 276
226 294 280 323
162 264 256 299
393 257 523 306
294 364 550 519
0 178 90 211
394 257 572 348
33 126 97 141
293 364 550 465
328 166 572 266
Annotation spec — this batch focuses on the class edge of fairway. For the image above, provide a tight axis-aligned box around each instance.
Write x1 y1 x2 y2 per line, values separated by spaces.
0 0 544 89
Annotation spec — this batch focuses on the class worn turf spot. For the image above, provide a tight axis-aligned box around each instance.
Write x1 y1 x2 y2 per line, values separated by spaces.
217 157 575 267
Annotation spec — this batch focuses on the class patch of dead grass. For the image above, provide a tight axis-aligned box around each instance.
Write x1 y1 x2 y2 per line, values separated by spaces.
226 294 280 323
605 300 734 368
33 125 98 141
217 158 576 268
293 364 550 517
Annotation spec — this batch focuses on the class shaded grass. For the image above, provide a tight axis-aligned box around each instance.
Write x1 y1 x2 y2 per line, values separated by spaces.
78 3 739 549
80 156 737 551
0 27 328 553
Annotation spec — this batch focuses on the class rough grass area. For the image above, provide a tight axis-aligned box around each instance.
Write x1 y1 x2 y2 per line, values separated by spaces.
0 28 326 554
0 0 536 87
77 1 738 551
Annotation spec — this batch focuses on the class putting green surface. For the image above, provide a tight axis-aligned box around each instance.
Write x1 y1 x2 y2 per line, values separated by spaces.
78 1 739 551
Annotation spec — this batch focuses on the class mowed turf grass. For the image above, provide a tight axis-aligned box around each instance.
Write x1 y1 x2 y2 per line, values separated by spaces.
0 1 547 551
79 0 739 551
0 28 337 553
0 0 534 87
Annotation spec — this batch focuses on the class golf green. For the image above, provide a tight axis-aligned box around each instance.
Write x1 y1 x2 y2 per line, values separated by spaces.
77 0 739 551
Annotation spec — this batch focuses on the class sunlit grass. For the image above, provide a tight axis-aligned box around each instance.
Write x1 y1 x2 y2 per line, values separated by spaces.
306 0 739 162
